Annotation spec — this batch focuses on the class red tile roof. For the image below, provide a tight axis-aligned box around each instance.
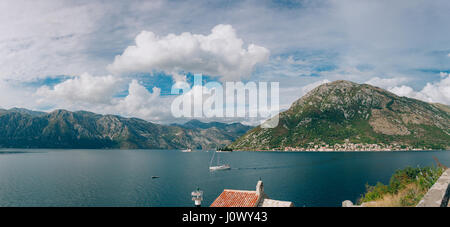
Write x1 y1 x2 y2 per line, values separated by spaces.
210 190 259 207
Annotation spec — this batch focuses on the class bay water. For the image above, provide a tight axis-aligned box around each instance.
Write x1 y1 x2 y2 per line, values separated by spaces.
0 149 449 207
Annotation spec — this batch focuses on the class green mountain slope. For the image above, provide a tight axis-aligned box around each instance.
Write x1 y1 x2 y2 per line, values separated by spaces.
173 119 251 138
230 80 450 151
0 109 251 149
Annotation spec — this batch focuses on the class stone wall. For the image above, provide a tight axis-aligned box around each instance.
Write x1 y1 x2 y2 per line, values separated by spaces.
416 168 450 207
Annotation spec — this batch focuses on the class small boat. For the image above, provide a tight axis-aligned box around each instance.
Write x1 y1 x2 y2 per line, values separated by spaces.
152 176 160 179
209 164 231 171
209 150 231 171
182 148 192 152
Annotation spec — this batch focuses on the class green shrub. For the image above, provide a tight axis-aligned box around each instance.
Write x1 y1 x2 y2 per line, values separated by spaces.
359 182 389 203
400 188 422 207
359 165 444 206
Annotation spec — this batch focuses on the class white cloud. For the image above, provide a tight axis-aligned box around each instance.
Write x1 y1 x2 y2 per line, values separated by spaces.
35 77 176 123
110 80 173 122
417 76 450 104
286 55 308 65
388 74 450 105
2 0 450 125
388 85 416 97
365 77 408 89
318 66 379 83
108 24 270 81
0 1 108 81
36 73 121 105
301 79 331 95
0 80 36 109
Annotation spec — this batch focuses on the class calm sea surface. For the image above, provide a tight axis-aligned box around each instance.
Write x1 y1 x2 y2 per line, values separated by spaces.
0 149 449 207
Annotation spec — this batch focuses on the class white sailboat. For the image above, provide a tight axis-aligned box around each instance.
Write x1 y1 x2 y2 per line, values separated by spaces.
209 150 231 171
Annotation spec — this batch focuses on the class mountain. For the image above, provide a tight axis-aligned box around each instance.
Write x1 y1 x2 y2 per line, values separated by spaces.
230 80 450 151
0 107 45 116
174 119 251 136
0 109 251 149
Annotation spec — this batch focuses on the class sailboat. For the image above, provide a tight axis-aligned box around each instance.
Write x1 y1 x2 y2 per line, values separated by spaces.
209 150 231 171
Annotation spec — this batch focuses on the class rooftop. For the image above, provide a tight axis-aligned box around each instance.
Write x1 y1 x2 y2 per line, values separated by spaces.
210 190 259 207
210 180 294 207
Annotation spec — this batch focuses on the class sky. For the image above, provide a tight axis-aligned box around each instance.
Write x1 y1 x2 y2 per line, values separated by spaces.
0 0 449 125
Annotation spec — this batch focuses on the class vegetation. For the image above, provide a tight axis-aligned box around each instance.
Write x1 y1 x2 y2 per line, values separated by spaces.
217 146 233 151
231 80 450 151
358 166 445 207
0 109 251 149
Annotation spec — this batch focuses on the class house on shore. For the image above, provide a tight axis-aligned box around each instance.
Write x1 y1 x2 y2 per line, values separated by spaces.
210 180 294 207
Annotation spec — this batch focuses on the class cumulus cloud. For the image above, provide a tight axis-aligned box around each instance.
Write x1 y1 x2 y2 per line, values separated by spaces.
365 77 408 89
301 79 331 95
364 75 450 105
388 86 416 97
388 74 450 105
109 80 173 122
110 81 261 124
108 24 270 81
36 73 121 105
35 77 176 123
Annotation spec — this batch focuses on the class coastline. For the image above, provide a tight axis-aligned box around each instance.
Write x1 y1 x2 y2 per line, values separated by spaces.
232 141 444 152
0 148 448 153
230 149 447 153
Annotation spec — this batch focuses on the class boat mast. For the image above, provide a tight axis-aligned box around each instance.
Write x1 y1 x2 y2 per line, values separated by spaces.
209 151 216 167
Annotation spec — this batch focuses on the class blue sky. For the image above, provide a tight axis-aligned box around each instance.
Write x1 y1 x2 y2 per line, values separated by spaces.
0 0 449 124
